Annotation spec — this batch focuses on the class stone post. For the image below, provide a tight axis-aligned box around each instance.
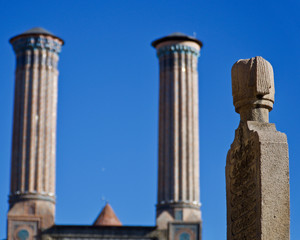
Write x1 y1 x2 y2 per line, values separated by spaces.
226 56 290 240
7 28 63 240
152 33 202 240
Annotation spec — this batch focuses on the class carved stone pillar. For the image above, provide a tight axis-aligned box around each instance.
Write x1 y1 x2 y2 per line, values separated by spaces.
226 56 290 240
7 27 63 240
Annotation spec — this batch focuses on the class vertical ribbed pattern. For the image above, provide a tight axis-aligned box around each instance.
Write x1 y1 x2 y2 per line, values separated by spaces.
10 36 61 200
51 54 59 195
157 44 200 207
192 54 200 203
173 52 179 202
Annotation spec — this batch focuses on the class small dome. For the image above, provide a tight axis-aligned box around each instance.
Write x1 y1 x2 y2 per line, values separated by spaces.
22 27 54 35
168 32 188 37
9 27 64 45
151 32 202 48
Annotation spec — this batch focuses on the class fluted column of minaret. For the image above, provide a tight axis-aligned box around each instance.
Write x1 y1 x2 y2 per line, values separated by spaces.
152 33 202 225
10 31 62 204
7 28 63 238
157 45 200 205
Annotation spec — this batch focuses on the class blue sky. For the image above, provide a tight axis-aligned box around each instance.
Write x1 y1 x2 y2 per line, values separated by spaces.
0 1 299 239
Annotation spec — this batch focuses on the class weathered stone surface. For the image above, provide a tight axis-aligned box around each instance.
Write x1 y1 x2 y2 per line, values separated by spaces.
226 56 290 240
232 56 274 123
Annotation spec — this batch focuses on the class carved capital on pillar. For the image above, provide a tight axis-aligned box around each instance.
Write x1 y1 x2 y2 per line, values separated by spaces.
231 56 275 122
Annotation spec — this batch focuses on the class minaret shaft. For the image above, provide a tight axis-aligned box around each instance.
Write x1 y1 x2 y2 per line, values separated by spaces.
153 35 202 236
11 49 58 196
158 50 200 205
7 29 63 240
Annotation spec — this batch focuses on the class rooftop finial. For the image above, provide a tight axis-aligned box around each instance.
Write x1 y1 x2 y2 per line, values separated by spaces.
231 56 275 122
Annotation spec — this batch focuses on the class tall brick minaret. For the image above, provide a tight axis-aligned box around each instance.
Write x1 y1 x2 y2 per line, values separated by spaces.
152 33 203 240
7 27 63 240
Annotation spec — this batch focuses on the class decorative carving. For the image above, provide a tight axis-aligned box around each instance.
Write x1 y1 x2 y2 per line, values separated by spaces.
227 56 290 240
11 36 62 54
10 220 38 240
170 223 200 240
231 56 275 123
226 125 259 240
231 56 274 114
157 44 199 58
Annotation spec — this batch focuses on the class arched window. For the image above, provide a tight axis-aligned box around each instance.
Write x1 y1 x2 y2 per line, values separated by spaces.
179 232 190 240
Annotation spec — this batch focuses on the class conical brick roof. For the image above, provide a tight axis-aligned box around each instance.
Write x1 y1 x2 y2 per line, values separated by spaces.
93 203 122 226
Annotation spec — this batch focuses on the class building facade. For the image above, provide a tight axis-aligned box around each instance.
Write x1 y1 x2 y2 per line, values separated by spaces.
7 28 203 240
